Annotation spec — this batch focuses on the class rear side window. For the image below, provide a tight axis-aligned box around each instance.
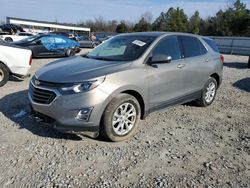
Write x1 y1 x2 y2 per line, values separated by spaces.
179 36 207 58
19 33 32 36
152 36 181 60
54 37 67 44
40 36 55 44
203 38 219 53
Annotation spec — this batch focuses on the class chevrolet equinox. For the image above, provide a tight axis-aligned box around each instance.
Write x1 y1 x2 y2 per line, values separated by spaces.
29 32 223 141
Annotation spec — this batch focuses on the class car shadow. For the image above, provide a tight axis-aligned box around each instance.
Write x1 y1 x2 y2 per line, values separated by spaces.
233 77 250 93
9 75 24 82
223 62 248 69
0 89 82 141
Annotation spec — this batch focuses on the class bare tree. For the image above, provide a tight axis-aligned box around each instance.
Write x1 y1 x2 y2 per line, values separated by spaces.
140 11 153 23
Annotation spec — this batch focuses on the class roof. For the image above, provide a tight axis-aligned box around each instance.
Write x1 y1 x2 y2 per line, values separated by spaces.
6 17 90 32
118 32 168 37
117 32 205 39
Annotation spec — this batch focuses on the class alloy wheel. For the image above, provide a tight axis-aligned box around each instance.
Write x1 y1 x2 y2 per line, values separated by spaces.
205 82 216 103
112 102 137 136
0 69 4 82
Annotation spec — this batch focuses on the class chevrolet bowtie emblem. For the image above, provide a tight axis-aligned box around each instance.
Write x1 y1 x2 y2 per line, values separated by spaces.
34 80 40 86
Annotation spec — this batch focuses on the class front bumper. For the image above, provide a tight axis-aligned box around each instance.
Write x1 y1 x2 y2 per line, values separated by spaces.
28 82 110 133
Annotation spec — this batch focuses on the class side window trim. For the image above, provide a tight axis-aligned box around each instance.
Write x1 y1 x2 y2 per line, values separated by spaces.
148 35 182 62
178 35 208 59
177 36 185 59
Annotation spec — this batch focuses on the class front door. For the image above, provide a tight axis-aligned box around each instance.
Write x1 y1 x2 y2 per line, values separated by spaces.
35 36 56 57
147 35 186 109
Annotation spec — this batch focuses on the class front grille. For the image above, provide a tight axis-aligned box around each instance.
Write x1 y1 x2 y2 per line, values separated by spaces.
31 76 63 88
29 83 57 104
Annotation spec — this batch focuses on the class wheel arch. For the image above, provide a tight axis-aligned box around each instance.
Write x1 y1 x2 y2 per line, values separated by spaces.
210 73 221 87
0 60 11 74
121 90 145 120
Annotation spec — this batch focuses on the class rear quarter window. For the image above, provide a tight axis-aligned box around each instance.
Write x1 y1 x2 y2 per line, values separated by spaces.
179 36 207 58
203 38 220 53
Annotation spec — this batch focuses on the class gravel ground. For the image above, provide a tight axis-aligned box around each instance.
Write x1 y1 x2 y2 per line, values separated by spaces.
0 52 249 188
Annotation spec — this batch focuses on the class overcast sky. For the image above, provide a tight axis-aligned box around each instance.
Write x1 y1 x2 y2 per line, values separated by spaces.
1 0 249 23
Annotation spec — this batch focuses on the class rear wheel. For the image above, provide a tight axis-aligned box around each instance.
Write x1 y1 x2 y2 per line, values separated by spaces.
101 94 141 142
65 49 75 57
0 63 10 87
196 77 218 107
5 37 13 42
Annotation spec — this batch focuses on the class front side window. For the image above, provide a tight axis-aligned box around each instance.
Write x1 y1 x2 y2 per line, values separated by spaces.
86 35 156 61
180 36 207 58
152 36 181 61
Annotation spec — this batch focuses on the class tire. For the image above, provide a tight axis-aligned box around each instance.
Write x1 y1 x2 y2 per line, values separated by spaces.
196 77 218 107
0 63 10 87
5 37 13 42
248 57 250 68
65 49 74 57
92 43 97 48
101 94 141 142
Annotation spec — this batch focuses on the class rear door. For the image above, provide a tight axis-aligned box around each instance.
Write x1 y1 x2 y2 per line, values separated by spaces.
54 36 68 55
147 35 186 109
178 35 209 95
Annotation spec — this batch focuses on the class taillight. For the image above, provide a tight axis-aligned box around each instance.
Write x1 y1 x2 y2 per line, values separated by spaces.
220 55 224 63
29 55 32 65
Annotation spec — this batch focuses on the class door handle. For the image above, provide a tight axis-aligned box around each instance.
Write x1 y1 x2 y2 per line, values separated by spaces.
177 64 185 69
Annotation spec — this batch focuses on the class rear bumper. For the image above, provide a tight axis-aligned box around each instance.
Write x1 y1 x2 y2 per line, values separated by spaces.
10 65 31 76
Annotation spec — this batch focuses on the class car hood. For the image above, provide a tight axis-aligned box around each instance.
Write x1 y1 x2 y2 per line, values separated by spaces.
35 56 132 83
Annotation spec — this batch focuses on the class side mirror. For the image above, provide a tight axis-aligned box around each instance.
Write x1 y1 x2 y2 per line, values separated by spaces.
149 54 172 64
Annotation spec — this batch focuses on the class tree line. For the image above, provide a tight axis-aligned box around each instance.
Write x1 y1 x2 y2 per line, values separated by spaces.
79 0 250 37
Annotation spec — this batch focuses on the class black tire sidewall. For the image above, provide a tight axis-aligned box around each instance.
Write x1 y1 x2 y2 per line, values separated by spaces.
103 94 141 141
0 64 9 87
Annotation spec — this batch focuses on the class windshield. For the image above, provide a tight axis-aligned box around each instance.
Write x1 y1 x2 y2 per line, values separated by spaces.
86 35 156 61
20 35 38 42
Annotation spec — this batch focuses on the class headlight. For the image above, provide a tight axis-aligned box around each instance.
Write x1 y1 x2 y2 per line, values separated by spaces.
59 77 105 94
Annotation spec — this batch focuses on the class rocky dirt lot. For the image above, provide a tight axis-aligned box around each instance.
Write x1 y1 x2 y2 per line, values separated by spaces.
0 53 249 188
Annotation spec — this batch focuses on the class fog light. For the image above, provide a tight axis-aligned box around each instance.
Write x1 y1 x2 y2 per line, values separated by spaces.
75 107 93 121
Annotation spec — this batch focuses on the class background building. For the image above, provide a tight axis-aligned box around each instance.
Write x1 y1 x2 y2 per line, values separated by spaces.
6 17 90 35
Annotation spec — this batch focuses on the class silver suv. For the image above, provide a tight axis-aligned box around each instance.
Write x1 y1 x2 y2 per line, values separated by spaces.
29 32 223 141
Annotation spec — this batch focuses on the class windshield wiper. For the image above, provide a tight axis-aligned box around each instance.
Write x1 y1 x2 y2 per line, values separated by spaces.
89 56 116 61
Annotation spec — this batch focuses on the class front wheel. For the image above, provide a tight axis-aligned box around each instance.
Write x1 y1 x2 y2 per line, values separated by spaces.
101 94 141 142
5 37 13 42
196 77 218 107
0 63 10 87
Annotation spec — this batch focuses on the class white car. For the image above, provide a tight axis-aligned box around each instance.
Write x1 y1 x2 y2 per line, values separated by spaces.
0 32 35 42
0 39 32 86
